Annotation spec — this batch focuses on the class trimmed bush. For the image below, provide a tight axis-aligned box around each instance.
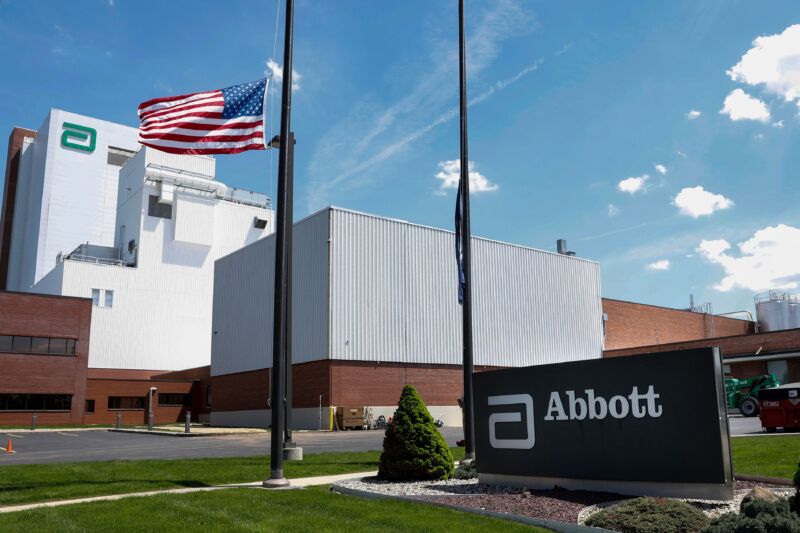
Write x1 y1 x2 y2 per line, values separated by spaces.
585 497 709 533
378 385 454 481
454 460 477 480
703 498 800 533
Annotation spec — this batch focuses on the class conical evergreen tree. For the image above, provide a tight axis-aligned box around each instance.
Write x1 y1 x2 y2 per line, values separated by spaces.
378 385 454 481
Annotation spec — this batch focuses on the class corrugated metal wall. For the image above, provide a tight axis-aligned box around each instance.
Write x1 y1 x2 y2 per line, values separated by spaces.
211 210 329 376
329 208 603 366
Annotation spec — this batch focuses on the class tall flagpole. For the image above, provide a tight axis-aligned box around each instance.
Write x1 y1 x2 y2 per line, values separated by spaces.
264 0 295 488
458 0 476 463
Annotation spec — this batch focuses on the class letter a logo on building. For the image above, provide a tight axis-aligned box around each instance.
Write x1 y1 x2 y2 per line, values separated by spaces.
488 394 535 449
61 122 96 153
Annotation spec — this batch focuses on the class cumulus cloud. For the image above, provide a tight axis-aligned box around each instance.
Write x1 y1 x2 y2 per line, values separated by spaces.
265 58 301 91
607 203 620 218
687 109 702 120
654 163 667 175
435 160 498 194
647 259 671 271
720 89 770 122
697 224 800 291
727 24 800 104
617 174 649 194
673 186 733 218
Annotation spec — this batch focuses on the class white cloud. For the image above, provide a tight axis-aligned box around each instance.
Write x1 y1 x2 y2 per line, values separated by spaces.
265 58 301 91
647 259 671 271
720 89 770 122
654 163 667 175
697 224 800 291
687 109 702 120
773 120 785 128
673 186 733 218
434 160 498 194
617 174 649 194
607 203 620 218
728 24 800 103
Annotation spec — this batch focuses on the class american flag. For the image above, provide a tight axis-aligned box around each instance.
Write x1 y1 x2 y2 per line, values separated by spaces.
137 78 269 155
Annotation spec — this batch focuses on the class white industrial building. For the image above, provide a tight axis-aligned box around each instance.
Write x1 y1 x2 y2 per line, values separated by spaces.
5 109 140 292
33 147 273 370
210 207 604 428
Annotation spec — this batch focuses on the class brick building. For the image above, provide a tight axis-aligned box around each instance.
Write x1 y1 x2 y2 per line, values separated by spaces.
603 298 798 385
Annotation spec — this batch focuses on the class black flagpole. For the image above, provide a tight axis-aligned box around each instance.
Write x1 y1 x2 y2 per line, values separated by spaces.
458 0 476 463
264 0 295 488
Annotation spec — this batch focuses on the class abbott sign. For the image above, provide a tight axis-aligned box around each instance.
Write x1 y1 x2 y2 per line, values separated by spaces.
474 348 733 500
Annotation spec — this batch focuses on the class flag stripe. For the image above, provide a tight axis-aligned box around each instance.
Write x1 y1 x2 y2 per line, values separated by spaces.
138 90 220 115
138 79 268 155
140 96 225 122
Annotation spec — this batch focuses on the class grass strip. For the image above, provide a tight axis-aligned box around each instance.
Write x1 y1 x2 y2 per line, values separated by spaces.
731 435 800 480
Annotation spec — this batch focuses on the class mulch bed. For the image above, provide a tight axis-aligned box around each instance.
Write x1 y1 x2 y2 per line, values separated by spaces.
422 480 788 525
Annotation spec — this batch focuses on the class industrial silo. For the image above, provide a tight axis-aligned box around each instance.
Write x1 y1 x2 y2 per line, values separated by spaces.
789 295 800 329
755 292 790 332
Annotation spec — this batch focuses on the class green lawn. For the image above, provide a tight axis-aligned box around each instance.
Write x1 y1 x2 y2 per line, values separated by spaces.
0 486 546 532
0 448 464 507
732 435 800 479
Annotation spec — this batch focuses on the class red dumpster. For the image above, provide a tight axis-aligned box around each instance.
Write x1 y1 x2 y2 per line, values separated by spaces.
758 384 800 433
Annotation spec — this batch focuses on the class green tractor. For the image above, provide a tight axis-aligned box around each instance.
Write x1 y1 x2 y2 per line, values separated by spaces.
724 374 780 417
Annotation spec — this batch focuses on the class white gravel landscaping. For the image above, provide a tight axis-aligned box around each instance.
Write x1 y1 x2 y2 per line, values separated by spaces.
335 477 509 497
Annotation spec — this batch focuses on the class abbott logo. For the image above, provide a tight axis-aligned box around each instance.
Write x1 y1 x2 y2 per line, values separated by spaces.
61 122 96 153
488 394 535 449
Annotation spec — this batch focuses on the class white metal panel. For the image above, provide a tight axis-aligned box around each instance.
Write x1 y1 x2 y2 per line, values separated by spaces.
144 149 215 178
175 195 215 246
211 209 329 376
328 208 603 367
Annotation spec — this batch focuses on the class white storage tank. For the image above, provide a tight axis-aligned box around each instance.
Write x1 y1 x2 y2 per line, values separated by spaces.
755 292 790 332
788 295 800 329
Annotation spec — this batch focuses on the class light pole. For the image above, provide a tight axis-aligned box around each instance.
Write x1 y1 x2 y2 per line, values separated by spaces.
147 387 157 431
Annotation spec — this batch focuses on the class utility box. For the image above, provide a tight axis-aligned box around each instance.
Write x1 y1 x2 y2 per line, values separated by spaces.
758 385 800 432
336 406 366 430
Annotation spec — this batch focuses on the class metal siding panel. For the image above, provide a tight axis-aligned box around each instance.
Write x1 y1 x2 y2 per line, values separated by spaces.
329 208 603 367
211 210 329 375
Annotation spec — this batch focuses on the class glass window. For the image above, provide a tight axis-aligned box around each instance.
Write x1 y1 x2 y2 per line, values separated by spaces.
48 338 68 355
92 289 101 307
206 385 212 407
31 337 50 353
0 335 12 352
86 399 95 413
158 393 190 406
108 396 145 410
0 394 71 411
11 336 31 353
66 339 76 355
105 290 114 308
148 195 172 219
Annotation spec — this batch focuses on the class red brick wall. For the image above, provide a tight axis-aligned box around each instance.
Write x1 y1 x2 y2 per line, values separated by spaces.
212 360 499 413
0 292 91 425
602 298 754 351
604 328 800 358
0 128 37 290
85 377 197 425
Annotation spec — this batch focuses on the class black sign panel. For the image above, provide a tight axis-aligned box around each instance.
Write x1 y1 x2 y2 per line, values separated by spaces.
474 348 731 486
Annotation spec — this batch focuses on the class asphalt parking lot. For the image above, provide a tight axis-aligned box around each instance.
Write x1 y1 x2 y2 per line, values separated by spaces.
0 427 463 466
0 416 784 466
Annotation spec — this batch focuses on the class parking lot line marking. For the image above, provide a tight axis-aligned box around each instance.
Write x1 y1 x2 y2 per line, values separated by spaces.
58 432 79 437
6 434 23 438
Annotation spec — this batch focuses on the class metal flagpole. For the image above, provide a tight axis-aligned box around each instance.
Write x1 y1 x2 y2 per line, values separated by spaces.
458 0 476 463
264 0 295 488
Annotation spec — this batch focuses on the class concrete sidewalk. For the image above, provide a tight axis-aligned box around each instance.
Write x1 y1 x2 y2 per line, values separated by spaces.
0 470 377 514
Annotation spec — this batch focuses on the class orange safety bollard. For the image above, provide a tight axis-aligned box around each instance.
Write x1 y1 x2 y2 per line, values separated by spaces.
5 439 13 454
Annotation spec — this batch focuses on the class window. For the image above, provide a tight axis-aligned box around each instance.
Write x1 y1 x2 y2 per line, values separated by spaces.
108 396 146 410
0 335 76 356
31 337 49 353
85 399 95 413
92 289 101 306
158 393 190 407
11 336 31 353
148 195 172 219
105 290 114 308
206 385 212 407
0 394 71 411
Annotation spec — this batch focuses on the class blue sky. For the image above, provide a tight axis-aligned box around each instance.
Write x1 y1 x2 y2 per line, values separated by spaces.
2 1 799 315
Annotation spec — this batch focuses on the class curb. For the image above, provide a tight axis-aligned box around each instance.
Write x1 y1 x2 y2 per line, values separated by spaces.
331 483 616 533
108 429 205 437
735 474 794 487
